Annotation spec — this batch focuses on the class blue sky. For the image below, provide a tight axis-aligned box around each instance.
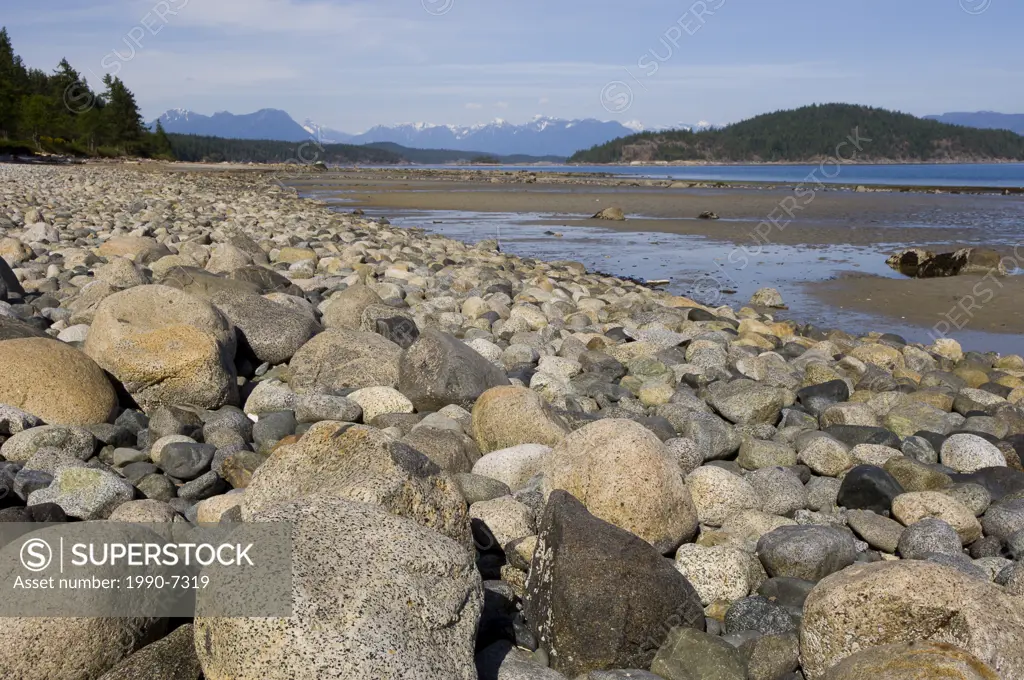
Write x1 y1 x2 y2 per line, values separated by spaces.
4 0 1023 132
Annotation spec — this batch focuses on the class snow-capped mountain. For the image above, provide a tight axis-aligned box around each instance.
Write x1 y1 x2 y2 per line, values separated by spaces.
150 108 313 142
150 108 710 156
346 116 646 156
301 119 354 144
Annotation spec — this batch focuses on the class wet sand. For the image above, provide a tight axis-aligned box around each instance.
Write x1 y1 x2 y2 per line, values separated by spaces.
293 173 1024 250
287 170 1024 346
812 271 1024 338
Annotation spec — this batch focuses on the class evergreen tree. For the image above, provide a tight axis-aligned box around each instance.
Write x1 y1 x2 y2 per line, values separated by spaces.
0 28 28 139
151 120 174 158
19 94 49 147
101 73 144 149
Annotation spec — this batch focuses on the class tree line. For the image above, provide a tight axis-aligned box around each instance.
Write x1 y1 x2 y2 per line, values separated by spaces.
166 134 402 164
570 104 1024 163
0 26 173 158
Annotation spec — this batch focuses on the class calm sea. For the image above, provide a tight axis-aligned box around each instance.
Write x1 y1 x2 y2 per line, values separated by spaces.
411 163 1024 188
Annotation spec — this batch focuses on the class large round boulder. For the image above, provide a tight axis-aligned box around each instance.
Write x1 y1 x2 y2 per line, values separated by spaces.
541 418 697 553
0 524 167 680
289 328 402 393
211 291 322 365
241 422 471 548
471 386 570 454
321 284 384 329
398 330 509 412
801 560 1024 679
196 496 482 680
84 285 237 411
0 338 116 425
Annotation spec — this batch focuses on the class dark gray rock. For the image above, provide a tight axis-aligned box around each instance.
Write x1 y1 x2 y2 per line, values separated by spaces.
921 552 988 580
981 499 1024 540
375 316 420 349
475 642 565 680
756 525 857 582
136 473 176 502
212 291 322 365
823 425 901 449
523 490 704 678
837 465 905 514
148 405 203 440
160 442 216 481
897 517 962 559
796 380 850 417
252 410 297 454
398 330 510 412
724 596 797 636
120 462 160 484
0 256 25 301
756 577 816 619
177 470 227 503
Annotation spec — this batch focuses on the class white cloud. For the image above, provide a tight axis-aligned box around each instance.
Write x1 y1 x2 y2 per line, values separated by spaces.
465 102 482 109
494 101 510 109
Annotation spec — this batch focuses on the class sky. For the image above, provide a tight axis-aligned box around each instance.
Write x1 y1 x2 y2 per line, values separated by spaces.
4 0 1024 132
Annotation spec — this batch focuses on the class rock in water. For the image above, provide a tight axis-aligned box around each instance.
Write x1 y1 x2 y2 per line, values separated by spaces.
84 284 238 411
524 491 704 677
749 287 786 308
0 338 117 426
801 560 1024 679
241 422 471 548
541 419 698 552
398 330 510 412
592 206 626 220
196 496 482 680
885 249 935 277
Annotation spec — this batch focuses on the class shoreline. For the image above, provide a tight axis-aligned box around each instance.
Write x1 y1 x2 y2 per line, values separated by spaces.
286 168 1024 348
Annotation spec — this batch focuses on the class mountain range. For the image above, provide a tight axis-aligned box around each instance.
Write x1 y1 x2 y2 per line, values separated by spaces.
925 111 1024 136
151 109 712 157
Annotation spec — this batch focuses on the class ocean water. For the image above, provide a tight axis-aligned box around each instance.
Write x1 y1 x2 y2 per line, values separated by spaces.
407 163 1024 188
322 203 1019 355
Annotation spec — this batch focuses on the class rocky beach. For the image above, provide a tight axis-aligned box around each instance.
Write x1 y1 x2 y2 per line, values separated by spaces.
3 161 1024 679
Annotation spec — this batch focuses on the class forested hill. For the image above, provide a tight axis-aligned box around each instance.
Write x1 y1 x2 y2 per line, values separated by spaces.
569 104 1024 163
166 134 402 164
0 27 172 158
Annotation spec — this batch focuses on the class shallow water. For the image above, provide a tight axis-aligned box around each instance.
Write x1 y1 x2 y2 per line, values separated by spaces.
404 163 1024 188
313 196 1023 354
